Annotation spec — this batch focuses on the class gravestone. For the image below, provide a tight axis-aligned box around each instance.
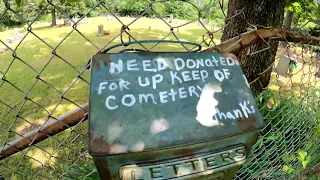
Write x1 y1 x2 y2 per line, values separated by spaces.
169 14 173 23
13 28 20 36
211 24 215 30
89 52 264 180
97 25 104 36
276 55 290 77
107 15 111 21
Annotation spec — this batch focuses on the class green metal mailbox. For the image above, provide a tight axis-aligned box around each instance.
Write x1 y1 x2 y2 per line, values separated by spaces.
89 52 264 180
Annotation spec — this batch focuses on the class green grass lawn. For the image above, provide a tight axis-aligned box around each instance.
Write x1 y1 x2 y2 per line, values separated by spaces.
0 16 319 179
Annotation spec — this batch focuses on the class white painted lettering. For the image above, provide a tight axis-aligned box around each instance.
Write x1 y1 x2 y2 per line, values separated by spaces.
170 71 182 85
223 69 230 80
226 112 236 119
181 71 191 82
186 59 196 69
127 59 139 71
122 94 136 107
138 76 150 87
139 94 155 103
196 59 204 69
174 58 185 71
105 96 118 110
159 91 168 103
98 82 108 95
188 86 199 97
191 70 200 80
214 70 224 82
239 101 251 118
109 60 123 74
205 59 213 67
250 106 255 113
168 89 178 101
233 109 243 118
109 82 117 90
157 58 168 71
179 87 187 99
200 70 208 83
212 56 219 66
219 57 226 66
152 74 163 89
142 60 154 72
196 85 203 92
119 78 130 91
216 108 227 120
226 57 235 66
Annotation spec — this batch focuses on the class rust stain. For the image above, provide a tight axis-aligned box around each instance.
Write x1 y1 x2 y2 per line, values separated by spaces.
222 53 239 63
90 135 111 154
91 55 101 68
92 54 112 69
103 55 112 66
247 134 259 149
237 114 257 131
173 145 205 157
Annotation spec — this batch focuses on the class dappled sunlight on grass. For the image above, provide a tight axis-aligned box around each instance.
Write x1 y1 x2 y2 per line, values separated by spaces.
27 147 56 168
46 102 78 117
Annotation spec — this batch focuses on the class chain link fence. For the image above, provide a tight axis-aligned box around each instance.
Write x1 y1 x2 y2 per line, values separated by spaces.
0 0 319 179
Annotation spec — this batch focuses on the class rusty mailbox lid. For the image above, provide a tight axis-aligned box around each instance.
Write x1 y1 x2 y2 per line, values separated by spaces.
89 52 264 179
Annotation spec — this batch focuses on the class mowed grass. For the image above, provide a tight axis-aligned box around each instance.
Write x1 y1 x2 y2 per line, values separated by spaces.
0 17 222 179
0 16 319 179
270 49 320 98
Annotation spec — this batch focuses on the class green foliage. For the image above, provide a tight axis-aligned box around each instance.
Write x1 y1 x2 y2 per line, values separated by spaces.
285 0 320 29
5 0 227 28
0 0 24 27
297 150 311 169
239 89 320 179
61 89 320 180
63 158 99 180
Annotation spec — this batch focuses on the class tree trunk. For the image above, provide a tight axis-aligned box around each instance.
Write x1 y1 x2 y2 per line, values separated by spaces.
284 10 294 30
280 10 294 48
222 0 285 95
51 8 57 27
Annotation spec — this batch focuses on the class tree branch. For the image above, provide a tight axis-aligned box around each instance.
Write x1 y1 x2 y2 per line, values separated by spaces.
204 28 320 53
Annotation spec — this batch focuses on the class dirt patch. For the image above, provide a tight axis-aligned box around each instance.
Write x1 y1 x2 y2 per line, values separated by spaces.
0 47 9 54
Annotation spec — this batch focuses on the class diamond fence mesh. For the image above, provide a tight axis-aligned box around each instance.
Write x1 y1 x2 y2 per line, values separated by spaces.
0 0 319 179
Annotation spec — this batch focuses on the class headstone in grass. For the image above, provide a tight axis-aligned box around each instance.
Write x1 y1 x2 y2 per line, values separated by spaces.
276 55 290 77
107 15 111 21
97 25 104 36
169 14 173 23
211 24 215 30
